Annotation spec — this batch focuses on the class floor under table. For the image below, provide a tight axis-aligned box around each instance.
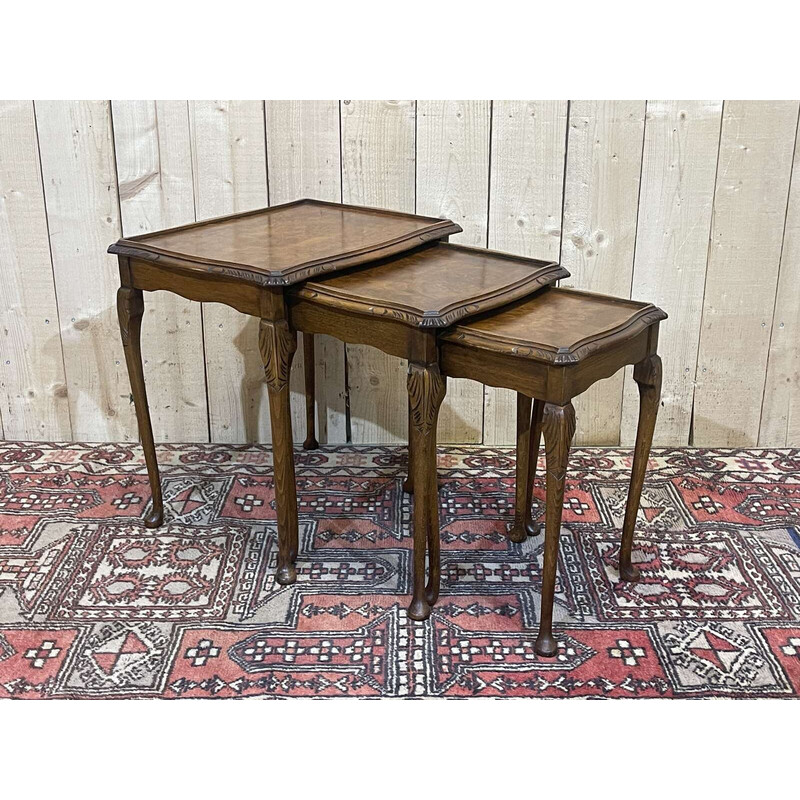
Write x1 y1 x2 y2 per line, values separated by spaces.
1 440 798 699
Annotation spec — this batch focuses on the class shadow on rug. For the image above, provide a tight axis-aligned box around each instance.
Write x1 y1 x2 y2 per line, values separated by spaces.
0 441 799 698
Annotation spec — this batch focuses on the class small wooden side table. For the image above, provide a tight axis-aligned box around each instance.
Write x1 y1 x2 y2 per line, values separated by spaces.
108 199 461 587
289 244 567 618
439 287 667 655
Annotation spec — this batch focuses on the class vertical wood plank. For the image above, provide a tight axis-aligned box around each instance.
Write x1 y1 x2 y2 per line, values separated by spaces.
694 100 799 446
0 100 71 440
416 100 490 246
484 100 568 444
35 100 134 442
265 100 346 444
416 99 490 443
189 100 269 443
111 100 209 443
620 100 723 446
340 99 416 443
760 119 800 446
266 100 342 203
560 100 646 445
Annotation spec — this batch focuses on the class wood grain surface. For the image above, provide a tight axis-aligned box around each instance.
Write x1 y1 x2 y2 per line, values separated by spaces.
4 100 800 447
189 100 269 444
416 100 490 442
340 100 416 443
35 100 133 442
265 100 346 444
484 101 569 444
0 101 71 440
620 100 722 446
693 101 799 446
111 100 209 443
560 100 646 445
760 115 800 446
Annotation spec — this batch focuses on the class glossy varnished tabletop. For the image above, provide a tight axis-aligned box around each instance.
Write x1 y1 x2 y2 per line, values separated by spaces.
109 198 462 286
441 286 667 363
291 242 568 329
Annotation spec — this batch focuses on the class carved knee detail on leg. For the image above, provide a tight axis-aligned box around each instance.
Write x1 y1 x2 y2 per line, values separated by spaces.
407 363 446 436
259 319 297 393
541 402 576 481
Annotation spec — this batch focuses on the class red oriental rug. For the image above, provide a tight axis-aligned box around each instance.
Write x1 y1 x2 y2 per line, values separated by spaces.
0 441 799 699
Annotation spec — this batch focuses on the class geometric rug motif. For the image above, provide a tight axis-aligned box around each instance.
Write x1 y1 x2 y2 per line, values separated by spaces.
162 475 233 525
51 523 246 622
0 441 798 698
62 621 173 696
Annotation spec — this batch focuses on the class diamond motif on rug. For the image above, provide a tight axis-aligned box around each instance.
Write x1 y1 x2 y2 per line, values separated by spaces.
162 476 230 524
658 620 790 693
64 621 171 694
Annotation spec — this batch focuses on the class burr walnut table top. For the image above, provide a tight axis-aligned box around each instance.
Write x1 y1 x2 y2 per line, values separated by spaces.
441 287 667 363
292 243 568 328
108 199 461 287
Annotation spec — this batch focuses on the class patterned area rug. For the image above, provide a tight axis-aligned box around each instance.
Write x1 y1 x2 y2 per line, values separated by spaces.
1 441 799 699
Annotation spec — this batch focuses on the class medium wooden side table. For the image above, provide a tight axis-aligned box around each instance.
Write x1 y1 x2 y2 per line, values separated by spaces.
288 244 567 618
109 199 461 588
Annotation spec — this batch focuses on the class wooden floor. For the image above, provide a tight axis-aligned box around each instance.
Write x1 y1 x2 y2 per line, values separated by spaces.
1 100 799 447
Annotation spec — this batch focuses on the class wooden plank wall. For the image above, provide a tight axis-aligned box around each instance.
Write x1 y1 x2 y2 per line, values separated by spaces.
1 100 799 447
111 100 208 443
340 100 416 443
484 100 568 444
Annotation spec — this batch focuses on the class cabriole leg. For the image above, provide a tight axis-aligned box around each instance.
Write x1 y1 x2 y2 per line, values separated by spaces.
425 435 442 606
403 396 414 494
117 286 163 529
406 362 445 620
302 332 318 451
525 399 545 536
260 319 299 586
535 401 576 657
511 396 545 542
510 395 544 542
510 393 533 543
619 354 662 581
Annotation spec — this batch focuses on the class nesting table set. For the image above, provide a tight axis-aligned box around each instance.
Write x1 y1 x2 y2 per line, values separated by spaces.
109 200 665 657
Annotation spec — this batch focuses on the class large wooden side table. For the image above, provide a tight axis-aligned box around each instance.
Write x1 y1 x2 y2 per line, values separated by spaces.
108 199 461 588
438 287 667 655
288 244 567 619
